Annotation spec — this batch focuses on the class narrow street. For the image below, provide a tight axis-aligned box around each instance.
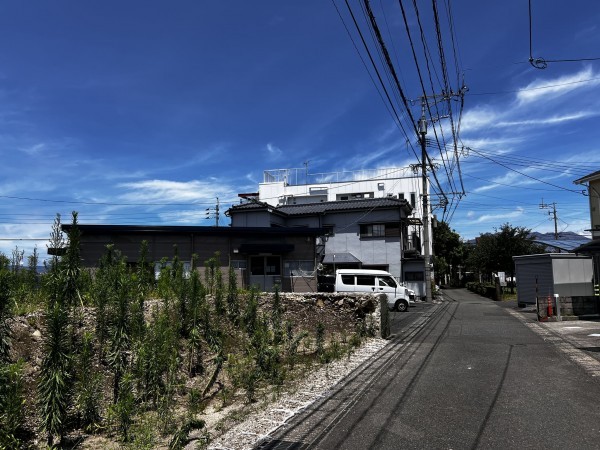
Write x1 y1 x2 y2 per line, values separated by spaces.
258 289 600 449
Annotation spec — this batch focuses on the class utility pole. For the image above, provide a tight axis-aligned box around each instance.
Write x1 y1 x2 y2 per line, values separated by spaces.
419 102 433 303
415 88 466 302
539 199 558 239
205 197 220 227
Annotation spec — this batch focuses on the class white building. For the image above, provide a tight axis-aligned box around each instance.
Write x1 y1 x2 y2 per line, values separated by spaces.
256 166 432 258
236 166 433 297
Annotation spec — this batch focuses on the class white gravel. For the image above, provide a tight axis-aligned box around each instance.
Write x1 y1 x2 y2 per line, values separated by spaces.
203 338 388 450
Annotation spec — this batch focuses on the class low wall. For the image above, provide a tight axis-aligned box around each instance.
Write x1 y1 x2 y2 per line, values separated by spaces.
536 295 600 320
261 292 390 338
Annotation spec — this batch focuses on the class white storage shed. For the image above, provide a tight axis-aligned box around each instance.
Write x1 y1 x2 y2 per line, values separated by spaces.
513 253 594 307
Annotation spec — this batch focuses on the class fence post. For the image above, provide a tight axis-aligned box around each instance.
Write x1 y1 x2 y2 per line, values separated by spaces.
554 294 561 321
379 294 390 339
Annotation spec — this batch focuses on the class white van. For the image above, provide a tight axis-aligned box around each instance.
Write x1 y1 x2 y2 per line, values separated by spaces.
334 269 414 312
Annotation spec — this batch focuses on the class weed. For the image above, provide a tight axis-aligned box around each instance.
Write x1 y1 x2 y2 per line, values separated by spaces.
0 361 25 448
169 417 205 450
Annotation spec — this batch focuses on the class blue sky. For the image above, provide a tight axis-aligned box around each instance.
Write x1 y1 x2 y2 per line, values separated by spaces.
1 0 599 261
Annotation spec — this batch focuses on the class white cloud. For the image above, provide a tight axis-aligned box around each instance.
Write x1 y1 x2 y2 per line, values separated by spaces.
496 111 597 128
118 179 237 204
516 67 600 105
266 143 283 158
19 143 46 156
459 106 499 133
0 223 54 262
473 207 524 223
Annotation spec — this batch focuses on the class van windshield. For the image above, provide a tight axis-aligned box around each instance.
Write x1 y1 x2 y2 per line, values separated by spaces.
378 276 397 288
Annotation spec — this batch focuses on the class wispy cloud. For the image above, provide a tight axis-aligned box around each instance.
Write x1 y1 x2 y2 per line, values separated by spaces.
496 111 598 127
19 143 46 156
459 106 499 133
118 179 239 205
516 66 600 105
465 207 525 224
266 143 283 158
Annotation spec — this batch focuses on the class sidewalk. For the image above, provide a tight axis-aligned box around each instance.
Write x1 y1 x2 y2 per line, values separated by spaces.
514 304 600 357
445 289 600 373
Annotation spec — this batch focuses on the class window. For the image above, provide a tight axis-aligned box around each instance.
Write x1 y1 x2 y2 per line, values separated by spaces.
341 274 354 285
336 192 374 201
360 224 385 237
265 256 280 275
398 193 405 200
323 225 335 236
410 192 417 207
284 260 314 277
356 275 376 286
378 276 397 288
154 261 191 279
405 271 425 281
231 260 247 270
360 223 400 238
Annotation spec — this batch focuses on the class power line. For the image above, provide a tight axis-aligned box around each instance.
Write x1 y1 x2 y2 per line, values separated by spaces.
464 147 586 195
331 0 416 156
468 76 600 96
0 194 218 207
528 0 600 69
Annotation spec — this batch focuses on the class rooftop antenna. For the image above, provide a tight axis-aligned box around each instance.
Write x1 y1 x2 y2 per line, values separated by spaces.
304 160 310 184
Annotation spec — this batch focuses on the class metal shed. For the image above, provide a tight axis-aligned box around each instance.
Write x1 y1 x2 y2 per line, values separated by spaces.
513 253 594 307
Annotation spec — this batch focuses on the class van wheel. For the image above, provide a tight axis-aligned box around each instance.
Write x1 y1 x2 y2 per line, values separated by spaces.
395 300 408 312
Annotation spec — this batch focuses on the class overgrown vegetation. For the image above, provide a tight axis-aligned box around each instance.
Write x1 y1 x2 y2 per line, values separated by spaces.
1 212 376 448
433 221 547 288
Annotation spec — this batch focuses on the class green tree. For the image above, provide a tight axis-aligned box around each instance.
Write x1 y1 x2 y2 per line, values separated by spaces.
466 232 498 281
466 223 545 290
495 223 545 292
432 221 465 286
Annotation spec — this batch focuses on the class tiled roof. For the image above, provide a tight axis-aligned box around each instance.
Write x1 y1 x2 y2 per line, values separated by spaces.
228 200 272 211
277 198 411 216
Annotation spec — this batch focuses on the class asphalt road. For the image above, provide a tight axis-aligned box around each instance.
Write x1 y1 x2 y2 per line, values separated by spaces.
258 289 600 449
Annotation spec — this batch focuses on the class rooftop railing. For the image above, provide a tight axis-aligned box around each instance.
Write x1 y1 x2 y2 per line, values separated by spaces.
262 166 416 185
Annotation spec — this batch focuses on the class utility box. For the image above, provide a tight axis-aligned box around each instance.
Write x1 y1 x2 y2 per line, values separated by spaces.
513 253 594 307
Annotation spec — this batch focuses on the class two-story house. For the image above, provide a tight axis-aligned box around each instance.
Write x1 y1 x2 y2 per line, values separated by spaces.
234 166 432 297
227 196 428 296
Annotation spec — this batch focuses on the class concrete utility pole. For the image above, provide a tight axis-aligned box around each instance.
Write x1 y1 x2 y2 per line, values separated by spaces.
205 197 220 227
419 104 433 303
416 88 466 302
539 200 558 239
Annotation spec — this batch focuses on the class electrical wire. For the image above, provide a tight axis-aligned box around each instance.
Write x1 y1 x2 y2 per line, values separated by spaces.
528 0 600 69
331 0 416 156
468 76 600 96
0 194 218 207
465 147 586 195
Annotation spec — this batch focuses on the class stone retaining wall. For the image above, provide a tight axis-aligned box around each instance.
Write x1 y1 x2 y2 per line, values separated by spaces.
259 292 389 338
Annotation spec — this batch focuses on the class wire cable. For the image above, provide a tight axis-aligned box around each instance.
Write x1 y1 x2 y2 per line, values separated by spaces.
528 0 600 69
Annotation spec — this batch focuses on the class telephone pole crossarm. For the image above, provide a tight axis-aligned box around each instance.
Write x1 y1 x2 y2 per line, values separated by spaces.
539 200 558 239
